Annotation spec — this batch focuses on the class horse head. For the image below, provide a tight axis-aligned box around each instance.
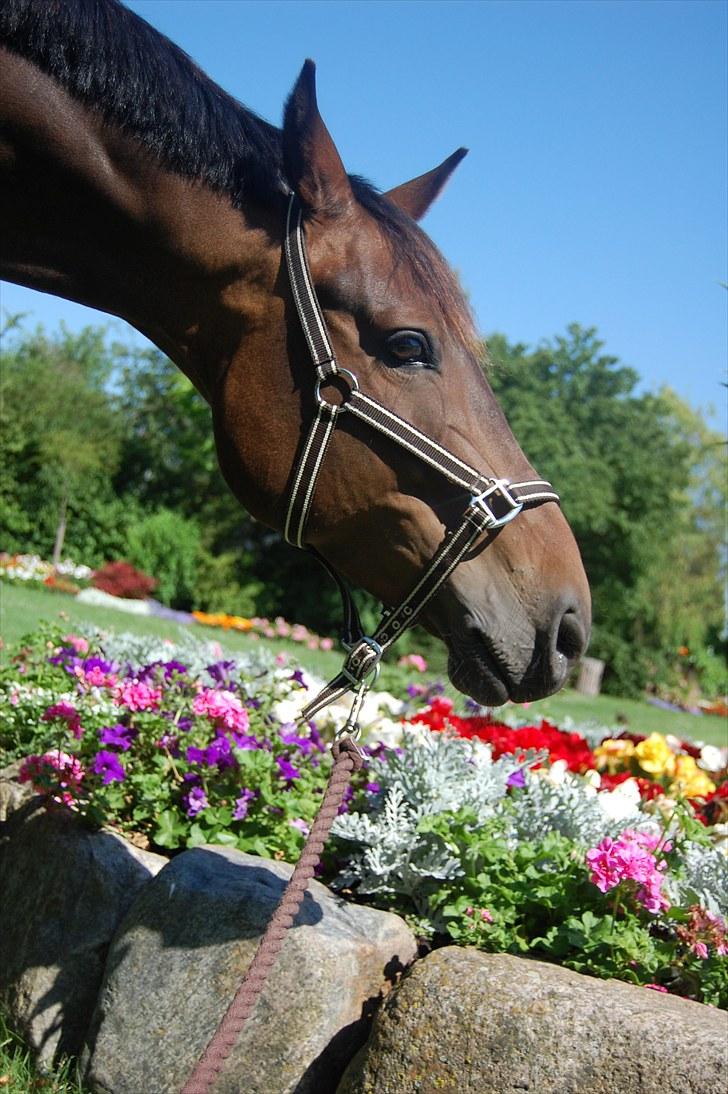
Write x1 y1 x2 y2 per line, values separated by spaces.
214 62 591 705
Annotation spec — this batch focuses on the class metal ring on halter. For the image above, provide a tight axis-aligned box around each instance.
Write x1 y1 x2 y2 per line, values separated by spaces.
470 478 524 529
315 368 359 412
341 658 381 691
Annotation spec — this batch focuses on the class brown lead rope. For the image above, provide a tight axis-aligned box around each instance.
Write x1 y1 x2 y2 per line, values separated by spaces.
180 738 364 1094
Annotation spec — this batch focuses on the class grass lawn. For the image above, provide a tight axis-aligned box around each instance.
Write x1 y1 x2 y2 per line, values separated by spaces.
0 581 343 680
0 1006 84 1093
1 581 725 747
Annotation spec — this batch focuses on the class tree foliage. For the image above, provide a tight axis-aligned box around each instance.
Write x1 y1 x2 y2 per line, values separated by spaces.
0 322 125 563
486 324 726 694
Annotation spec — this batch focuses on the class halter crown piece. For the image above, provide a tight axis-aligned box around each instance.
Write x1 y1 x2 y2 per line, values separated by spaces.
282 192 560 732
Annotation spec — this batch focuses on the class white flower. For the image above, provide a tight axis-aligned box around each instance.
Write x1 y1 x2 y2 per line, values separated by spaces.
361 716 404 748
597 778 642 822
271 695 309 725
541 759 568 785
710 824 728 854
699 745 727 773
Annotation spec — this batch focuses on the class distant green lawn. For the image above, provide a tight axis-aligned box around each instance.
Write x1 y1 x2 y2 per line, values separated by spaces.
1 581 725 747
0 581 343 679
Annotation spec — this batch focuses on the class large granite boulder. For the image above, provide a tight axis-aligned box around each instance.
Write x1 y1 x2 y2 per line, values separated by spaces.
337 947 728 1094
0 799 166 1065
82 846 417 1094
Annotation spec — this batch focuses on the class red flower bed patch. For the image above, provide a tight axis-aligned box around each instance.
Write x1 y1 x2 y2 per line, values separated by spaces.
410 697 596 773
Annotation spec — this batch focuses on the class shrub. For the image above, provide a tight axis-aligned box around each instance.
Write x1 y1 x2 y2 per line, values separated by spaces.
125 509 200 608
92 560 157 599
193 548 263 616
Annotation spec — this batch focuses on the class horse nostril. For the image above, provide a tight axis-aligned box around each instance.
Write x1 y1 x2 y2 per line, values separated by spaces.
555 608 587 664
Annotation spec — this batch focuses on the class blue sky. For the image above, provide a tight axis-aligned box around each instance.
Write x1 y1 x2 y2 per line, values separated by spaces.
2 0 726 431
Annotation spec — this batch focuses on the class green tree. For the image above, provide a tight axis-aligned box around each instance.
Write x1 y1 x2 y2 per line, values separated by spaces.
0 324 123 563
486 325 724 694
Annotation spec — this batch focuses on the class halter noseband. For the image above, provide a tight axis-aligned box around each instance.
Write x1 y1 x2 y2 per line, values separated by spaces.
282 193 559 726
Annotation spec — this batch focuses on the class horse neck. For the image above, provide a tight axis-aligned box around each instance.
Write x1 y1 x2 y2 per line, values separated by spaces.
0 48 285 402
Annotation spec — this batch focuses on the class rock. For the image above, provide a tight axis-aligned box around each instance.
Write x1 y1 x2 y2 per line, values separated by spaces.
82 846 417 1094
337 947 728 1094
0 800 166 1065
0 763 33 821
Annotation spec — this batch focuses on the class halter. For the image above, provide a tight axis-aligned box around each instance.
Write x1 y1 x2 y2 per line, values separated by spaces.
282 193 559 729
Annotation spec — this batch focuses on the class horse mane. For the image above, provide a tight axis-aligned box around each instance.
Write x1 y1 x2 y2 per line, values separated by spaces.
0 0 477 350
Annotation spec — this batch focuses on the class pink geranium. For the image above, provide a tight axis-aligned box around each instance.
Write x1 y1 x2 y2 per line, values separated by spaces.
586 829 670 914
116 679 162 712
43 700 83 739
398 653 428 673
19 749 85 806
80 665 118 688
192 688 250 735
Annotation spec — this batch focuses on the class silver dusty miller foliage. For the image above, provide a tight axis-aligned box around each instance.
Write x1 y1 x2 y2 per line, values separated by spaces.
331 727 658 911
668 841 728 918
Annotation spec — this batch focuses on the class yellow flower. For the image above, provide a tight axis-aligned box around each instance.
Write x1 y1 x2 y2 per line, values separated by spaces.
670 755 716 799
593 738 635 773
634 733 676 778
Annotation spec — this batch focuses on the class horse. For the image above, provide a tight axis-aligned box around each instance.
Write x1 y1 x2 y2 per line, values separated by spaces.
0 0 591 708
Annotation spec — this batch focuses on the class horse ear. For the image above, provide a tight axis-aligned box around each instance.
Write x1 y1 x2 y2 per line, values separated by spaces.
283 60 352 215
384 148 468 220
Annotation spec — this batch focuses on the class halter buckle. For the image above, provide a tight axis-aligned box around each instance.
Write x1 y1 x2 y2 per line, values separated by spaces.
469 479 523 529
341 636 383 686
315 368 359 413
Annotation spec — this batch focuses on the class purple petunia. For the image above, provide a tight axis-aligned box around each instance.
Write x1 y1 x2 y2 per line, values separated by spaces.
136 659 188 684
92 750 126 785
207 735 237 769
183 785 209 818
507 768 527 789
279 726 315 756
157 733 180 756
206 660 237 687
232 788 256 821
99 723 137 752
337 783 354 815
275 756 300 784
186 735 238 770
229 729 261 750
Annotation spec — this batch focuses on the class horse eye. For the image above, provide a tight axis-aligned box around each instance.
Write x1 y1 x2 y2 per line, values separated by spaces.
385 331 431 366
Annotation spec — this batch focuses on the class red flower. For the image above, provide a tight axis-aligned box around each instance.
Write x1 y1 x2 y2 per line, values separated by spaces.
690 781 728 826
599 772 664 800
409 705 595 773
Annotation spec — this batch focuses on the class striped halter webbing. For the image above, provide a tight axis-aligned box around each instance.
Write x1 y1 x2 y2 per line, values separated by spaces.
282 192 559 725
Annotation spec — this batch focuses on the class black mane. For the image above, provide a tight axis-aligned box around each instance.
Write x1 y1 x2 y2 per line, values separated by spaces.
0 0 477 347
0 0 286 205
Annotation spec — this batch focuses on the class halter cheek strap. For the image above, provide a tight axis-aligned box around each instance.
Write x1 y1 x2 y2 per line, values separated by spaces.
282 193 559 726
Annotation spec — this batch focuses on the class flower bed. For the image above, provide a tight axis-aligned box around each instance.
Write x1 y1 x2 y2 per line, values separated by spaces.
0 552 92 594
192 609 336 652
1 625 726 1008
